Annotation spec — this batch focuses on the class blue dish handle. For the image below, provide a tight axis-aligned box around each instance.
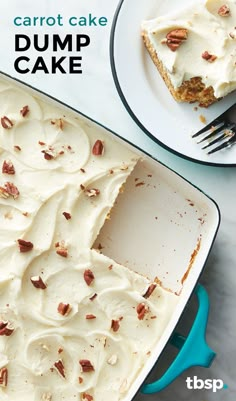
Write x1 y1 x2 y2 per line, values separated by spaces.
141 284 216 394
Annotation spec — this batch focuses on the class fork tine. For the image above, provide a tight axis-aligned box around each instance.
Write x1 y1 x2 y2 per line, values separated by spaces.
201 124 236 149
196 122 228 144
192 120 223 138
207 130 236 155
202 133 226 149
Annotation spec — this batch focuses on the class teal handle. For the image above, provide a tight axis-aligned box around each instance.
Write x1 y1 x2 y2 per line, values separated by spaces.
141 284 216 394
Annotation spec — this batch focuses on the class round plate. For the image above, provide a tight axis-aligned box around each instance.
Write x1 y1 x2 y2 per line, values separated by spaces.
110 0 236 166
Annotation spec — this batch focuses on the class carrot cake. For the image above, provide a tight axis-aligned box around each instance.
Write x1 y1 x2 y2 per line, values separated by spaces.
141 0 236 106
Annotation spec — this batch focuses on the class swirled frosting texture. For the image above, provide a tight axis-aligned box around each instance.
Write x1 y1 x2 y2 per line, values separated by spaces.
142 0 236 98
0 78 178 401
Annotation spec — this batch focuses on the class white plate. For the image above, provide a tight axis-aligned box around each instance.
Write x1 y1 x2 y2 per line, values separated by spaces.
110 0 236 166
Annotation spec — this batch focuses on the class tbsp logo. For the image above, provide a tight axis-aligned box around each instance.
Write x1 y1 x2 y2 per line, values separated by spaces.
186 376 228 392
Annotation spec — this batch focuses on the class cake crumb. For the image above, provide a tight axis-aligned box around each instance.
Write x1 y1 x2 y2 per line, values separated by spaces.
199 114 207 124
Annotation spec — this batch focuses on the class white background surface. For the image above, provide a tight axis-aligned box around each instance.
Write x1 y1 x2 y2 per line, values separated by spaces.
0 0 235 400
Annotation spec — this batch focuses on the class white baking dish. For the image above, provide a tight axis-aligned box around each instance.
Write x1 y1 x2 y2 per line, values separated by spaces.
0 71 220 400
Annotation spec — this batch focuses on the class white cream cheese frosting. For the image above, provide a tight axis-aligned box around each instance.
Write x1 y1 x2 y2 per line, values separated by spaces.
0 76 179 401
142 0 236 98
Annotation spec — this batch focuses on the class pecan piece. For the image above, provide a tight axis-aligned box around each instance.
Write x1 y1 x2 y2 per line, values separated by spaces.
56 248 68 258
83 394 93 401
202 51 217 62
92 139 104 156
111 319 120 332
2 160 15 175
86 314 96 319
164 28 188 51
4 182 19 199
55 242 68 258
18 239 33 253
0 367 8 387
54 359 65 378
143 283 157 299
79 359 94 372
218 4 230 16
42 150 54 160
84 269 95 286
1 116 13 129
84 188 100 198
0 321 14 336
89 293 97 301
20 105 29 117
57 302 72 316
62 212 71 220
14 145 21 152
30 275 47 289
0 187 9 199
136 303 149 320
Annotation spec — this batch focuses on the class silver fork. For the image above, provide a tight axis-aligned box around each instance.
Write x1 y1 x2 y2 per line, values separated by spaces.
192 103 236 155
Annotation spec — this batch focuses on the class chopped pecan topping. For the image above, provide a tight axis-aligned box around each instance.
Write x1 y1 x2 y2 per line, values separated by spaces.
0 321 14 336
136 303 149 320
42 150 54 160
54 359 65 378
58 347 63 354
38 141 46 146
56 248 68 258
55 242 68 258
84 188 100 198
18 239 33 253
2 160 15 175
111 319 120 332
1 182 20 199
79 359 94 372
57 302 72 316
62 212 71 220
202 51 217 62
107 354 118 365
83 394 93 401
218 4 230 16
20 105 29 117
0 187 9 199
92 139 104 156
30 275 47 289
51 118 64 130
164 28 188 51
89 293 97 301
80 168 86 173
17 238 33 253
86 314 96 319
143 283 157 299
84 269 95 286
0 367 8 387
14 145 21 152
78 376 83 384
1 116 13 129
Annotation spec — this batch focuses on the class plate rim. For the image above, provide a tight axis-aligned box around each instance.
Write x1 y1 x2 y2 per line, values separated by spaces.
109 0 236 168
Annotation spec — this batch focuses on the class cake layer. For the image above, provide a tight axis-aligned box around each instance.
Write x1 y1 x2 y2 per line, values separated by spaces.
142 0 236 104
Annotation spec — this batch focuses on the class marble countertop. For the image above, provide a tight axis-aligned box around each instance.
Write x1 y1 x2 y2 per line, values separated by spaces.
0 0 235 400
